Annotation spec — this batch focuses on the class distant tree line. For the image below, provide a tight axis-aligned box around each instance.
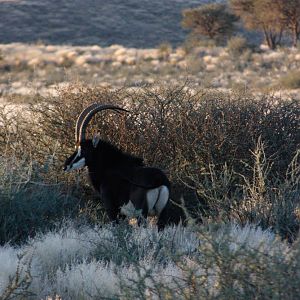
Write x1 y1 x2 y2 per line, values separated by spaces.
182 0 300 49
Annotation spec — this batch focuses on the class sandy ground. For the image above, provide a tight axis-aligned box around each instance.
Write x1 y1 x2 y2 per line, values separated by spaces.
0 43 300 103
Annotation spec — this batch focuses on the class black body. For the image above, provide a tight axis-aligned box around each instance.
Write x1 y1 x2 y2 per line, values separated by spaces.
65 139 171 228
63 103 181 229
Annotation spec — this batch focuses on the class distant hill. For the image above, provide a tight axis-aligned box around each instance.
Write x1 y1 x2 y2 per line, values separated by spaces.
0 0 223 48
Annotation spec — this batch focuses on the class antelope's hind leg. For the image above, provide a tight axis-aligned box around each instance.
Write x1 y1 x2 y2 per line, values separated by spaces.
146 185 169 216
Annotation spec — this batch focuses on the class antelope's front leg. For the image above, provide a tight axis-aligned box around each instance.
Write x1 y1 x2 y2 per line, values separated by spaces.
99 185 120 221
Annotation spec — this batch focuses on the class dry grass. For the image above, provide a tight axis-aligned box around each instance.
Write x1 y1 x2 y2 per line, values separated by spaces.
0 82 299 299
1 44 300 102
1 222 299 300
0 83 299 241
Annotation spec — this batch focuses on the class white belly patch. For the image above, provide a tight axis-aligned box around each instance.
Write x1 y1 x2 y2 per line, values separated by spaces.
146 185 169 216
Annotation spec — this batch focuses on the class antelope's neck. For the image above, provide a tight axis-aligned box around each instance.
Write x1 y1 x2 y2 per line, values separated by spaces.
87 163 103 192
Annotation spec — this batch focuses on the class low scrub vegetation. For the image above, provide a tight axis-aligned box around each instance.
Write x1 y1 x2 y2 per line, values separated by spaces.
1 43 300 99
1 222 300 299
0 84 299 299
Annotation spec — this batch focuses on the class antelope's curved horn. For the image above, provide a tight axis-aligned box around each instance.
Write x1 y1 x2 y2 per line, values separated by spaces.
78 104 129 143
75 103 100 143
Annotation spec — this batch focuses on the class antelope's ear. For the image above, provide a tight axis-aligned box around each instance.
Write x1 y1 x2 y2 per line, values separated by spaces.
92 133 100 148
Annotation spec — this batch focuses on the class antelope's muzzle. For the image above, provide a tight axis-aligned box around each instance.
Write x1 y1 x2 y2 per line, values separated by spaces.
64 148 86 172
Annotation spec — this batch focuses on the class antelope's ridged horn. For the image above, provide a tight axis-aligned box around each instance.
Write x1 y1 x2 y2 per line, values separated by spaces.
75 103 100 143
78 104 129 143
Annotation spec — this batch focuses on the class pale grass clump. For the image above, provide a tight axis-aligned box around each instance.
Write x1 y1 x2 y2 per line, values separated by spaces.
0 246 19 292
27 225 101 277
0 222 293 299
0 249 33 300
52 260 186 300
53 260 119 299
217 223 284 254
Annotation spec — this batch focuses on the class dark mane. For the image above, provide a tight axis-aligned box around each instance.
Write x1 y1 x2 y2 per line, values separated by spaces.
83 139 144 193
96 139 144 168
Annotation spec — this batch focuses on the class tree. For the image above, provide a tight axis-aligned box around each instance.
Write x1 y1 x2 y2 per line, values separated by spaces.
230 0 285 49
273 0 300 47
182 4 238 44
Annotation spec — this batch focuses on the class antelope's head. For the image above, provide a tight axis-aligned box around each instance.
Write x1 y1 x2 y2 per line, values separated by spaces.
64 103 128 172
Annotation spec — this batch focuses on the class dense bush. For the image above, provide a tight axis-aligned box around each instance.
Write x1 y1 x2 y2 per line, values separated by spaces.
0 84 299 242
0 83 299 299
2 84 298 176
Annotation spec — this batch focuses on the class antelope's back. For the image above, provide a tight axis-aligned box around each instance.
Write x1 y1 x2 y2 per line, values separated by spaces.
132 166 170 189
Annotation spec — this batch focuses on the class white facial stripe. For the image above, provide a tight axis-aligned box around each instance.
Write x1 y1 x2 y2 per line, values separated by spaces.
68 147 82 167
65 165 71 172
65 146 85 172
69 158 86 171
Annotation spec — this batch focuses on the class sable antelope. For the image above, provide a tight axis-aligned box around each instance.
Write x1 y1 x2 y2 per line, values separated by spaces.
64 103 171 229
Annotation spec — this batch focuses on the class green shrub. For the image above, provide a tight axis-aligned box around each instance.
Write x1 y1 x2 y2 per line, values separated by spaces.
182 4 238 45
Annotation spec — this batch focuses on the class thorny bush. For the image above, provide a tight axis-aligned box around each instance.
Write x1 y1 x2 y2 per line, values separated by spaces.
0 83 299 240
